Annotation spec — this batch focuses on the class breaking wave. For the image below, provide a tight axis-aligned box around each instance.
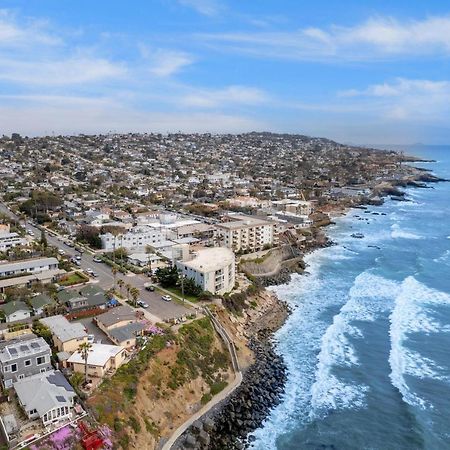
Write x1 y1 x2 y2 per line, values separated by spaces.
389 277 450 408
391 223 423 240
310 272 400 413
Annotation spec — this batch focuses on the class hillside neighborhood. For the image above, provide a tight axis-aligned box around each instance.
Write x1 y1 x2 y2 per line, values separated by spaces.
0 132 433 449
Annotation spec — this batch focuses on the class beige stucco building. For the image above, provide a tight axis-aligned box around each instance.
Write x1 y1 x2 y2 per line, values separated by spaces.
176 247 235 295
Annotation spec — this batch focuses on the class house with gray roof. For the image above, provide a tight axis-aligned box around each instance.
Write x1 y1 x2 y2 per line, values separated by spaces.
58 285 108 311
94 305 144 348
0 301 31 323
108 322 146 348
29 294 56 316
40 315 87 353
13 370 76 426
0 334 52 388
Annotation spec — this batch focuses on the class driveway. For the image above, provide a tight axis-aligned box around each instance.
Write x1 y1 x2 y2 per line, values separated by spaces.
76 317 112 344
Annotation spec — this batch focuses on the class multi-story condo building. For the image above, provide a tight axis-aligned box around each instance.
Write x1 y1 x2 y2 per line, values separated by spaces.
271 199 313 216
176 247 235 295
0 335 52 388
99 226 164 252
216 215 274 253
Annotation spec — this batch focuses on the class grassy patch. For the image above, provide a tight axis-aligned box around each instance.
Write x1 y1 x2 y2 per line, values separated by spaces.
201 393 212 405
58 271 89 286
210 380 228 396
167 318 230 389
160 286 199 303
144 417 160 438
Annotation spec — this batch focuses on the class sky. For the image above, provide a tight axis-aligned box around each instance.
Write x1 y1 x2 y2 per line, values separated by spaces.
1 1 450 144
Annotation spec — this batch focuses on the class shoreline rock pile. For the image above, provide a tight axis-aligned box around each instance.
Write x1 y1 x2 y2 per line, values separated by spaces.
175 332 287 450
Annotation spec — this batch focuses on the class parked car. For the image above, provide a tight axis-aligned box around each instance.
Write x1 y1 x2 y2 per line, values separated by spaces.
144 285 155 292
161 295 172 302
137 300 149 308
85 268 94 275
93 257 102 263
87 334 95 344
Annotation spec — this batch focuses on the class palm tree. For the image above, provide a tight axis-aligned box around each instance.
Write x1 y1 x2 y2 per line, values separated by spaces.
111 267 118 291
117 279 124 297
130 287 140 307
78 342 93 385
145 245 153 276
125 283 132 302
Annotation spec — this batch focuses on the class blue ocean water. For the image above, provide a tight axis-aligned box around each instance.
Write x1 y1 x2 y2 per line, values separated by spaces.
250 146 450 450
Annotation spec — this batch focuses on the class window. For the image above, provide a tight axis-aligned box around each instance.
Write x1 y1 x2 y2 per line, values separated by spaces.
24 359 31 367
36 356 46 365
10 364 17 373
18 374 25 380
29 409 37 415
40 368 47 373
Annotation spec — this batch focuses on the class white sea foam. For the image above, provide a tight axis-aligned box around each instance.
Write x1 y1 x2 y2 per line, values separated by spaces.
251 246 353 448
389 277 450 409
310 272 400 414
433 249 450 264
391 223 423 240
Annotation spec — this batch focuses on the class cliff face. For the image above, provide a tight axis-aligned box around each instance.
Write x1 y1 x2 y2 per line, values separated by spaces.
87 318 232 450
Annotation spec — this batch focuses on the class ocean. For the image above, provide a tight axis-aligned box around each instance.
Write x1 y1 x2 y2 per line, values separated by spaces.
249 146 450 450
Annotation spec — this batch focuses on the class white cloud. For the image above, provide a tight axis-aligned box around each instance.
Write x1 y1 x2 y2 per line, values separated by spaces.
0 95 265 135
180 85 268 108
0 9 60 46
198 15 450 60
178 0 223 16
0 56 126 85
337 78 450 122
147 49 194 77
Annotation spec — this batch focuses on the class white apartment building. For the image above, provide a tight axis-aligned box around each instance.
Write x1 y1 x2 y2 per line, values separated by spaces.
176 247 235 295
216 215 274 253
0 231 27 251
100 226 164 252
0 257 59 278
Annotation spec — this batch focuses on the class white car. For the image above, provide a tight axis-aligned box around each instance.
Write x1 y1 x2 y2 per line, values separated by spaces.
93 257 102 263
87 334 95 344
137 300 149 308
161 295 172 302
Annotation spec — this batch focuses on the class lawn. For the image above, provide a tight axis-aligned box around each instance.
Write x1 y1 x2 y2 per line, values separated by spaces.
58 271 89 286
158 286 198 303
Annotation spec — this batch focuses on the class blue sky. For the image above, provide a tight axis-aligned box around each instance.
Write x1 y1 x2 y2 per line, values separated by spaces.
2 0 450 144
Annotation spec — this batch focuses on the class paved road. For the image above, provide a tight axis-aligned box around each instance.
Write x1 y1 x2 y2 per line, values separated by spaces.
0 202 191 322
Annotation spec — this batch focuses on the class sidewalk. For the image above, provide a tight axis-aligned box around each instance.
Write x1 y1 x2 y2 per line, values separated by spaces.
161 371 243 450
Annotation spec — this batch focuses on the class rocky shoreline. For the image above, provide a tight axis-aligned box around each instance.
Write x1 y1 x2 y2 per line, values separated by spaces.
177 334 288 450
173 293 291 450
172 164 449 450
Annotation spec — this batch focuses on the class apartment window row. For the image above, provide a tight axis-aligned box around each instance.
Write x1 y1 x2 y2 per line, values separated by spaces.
3 355 48 373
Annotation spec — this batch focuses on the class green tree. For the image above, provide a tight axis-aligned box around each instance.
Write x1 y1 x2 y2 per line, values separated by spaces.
182 277 202 296
40 229 48 248
130 287 140 307
155 266 179 288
